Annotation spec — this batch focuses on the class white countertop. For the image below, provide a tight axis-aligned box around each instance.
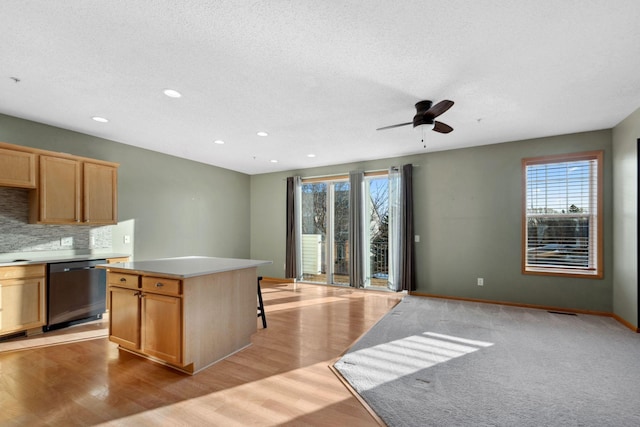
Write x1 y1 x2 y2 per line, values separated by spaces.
0 252 130 267
101 256 272 278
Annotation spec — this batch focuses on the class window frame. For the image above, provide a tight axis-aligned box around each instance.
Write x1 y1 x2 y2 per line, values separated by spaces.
521 150 604 279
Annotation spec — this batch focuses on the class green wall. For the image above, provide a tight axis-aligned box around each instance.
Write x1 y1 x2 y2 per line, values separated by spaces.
612 107 639 328
250 130 614 312
0 111 625 316
0 114 251 261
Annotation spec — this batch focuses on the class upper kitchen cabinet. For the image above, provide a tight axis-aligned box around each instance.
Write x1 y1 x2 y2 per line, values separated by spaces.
0 142 119 225
83 161 118 224
0 144 36 188
30 155 119 225
34 155 81 223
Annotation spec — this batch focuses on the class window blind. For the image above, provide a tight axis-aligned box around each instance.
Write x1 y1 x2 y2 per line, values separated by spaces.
522 151 602 277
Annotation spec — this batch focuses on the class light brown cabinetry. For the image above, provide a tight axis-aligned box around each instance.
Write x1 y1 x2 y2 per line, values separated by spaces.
108 271 140 349
31 155 118 225
108 273 183 366
104 263 258 375
36 155 81 223
141 291 182 364
0 264 46 336
103 259 131 311
83 162 118 224
106 257 131 264
0 146 36 188
0 141 118 225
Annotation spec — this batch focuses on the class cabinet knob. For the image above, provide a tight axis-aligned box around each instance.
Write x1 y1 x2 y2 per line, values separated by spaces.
155 282 164 288
120 277 127 282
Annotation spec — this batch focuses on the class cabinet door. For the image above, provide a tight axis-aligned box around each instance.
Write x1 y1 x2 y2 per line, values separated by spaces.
83 162 117 224
0 277 46 335
109 287 140 350
38 155 81 224
141 293 182 365
0 147 36 188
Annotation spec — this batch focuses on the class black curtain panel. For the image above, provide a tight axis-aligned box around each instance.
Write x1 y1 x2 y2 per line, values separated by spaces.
285 176 298 279
400 164 415 291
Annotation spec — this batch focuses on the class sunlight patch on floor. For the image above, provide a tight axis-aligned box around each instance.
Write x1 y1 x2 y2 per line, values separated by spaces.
265 296 347 312
338 332 494 391
95 361 357 426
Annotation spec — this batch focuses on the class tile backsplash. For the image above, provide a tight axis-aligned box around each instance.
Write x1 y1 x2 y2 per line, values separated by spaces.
0 187 112 253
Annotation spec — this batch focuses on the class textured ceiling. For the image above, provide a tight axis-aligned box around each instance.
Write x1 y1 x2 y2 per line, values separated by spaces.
1 1 640 175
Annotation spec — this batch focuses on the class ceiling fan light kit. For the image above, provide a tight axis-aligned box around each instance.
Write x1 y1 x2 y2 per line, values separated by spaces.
377 100 455 140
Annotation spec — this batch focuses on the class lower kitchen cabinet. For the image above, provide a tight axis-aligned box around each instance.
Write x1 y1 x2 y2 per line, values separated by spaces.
0 264 46 336
141 292 182 365
108 273 183 366
108 286 141 350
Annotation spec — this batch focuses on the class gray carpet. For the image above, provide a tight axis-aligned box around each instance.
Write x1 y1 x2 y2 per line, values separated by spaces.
334 295 640 426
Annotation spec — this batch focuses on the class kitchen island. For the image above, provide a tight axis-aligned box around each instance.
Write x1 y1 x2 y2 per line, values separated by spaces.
100 256 271 374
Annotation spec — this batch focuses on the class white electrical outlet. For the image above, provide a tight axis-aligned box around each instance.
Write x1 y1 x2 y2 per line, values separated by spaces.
90 236 96 247
414 235 420 242
123 235 131 244
477 278 484 286
60 237 73 247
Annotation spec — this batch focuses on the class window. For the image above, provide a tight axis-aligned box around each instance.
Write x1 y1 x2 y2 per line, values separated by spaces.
522 151 603 278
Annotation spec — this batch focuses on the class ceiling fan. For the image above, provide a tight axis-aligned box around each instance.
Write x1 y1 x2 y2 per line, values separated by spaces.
376 100 454 133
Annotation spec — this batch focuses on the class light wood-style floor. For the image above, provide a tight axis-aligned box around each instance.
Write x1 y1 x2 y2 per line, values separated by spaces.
0 282 403 426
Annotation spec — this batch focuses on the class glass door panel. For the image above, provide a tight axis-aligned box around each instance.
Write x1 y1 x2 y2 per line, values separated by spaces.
332 181 350 285
301 182 327 284
365 176 390 289
300 180 351 286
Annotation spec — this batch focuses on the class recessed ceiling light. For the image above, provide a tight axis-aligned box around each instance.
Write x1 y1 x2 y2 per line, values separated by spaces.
257 131 268 137
92 116 109 123
307 153 316 158
213 140 225 145
270 159 278 163
163 89 182 98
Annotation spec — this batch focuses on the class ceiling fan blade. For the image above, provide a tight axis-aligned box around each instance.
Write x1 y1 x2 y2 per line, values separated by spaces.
424 100 454 119
433 121 453 134
376 121 413 131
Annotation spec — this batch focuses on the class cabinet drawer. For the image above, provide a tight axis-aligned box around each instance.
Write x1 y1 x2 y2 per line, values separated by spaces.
0 264 46 280
108 272 140 289
107 257 130 264
142 276 182 295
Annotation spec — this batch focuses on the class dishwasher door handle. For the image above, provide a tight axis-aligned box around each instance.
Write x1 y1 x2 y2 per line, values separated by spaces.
63 266 95 272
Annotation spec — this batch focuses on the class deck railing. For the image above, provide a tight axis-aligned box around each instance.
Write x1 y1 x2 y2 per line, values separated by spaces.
302 237 389 283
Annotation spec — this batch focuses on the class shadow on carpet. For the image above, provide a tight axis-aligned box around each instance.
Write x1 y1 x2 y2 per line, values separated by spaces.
333 295 640 427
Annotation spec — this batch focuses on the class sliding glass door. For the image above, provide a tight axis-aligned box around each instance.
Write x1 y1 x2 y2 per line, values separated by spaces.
300 172 392 289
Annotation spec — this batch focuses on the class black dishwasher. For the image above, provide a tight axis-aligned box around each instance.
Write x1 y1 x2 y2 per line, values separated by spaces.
45 259 107 331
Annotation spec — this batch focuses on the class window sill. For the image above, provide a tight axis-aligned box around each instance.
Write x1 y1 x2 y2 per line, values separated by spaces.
523 266 603 279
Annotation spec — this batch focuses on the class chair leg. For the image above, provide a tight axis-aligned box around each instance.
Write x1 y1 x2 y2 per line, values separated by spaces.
257 276 267 328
